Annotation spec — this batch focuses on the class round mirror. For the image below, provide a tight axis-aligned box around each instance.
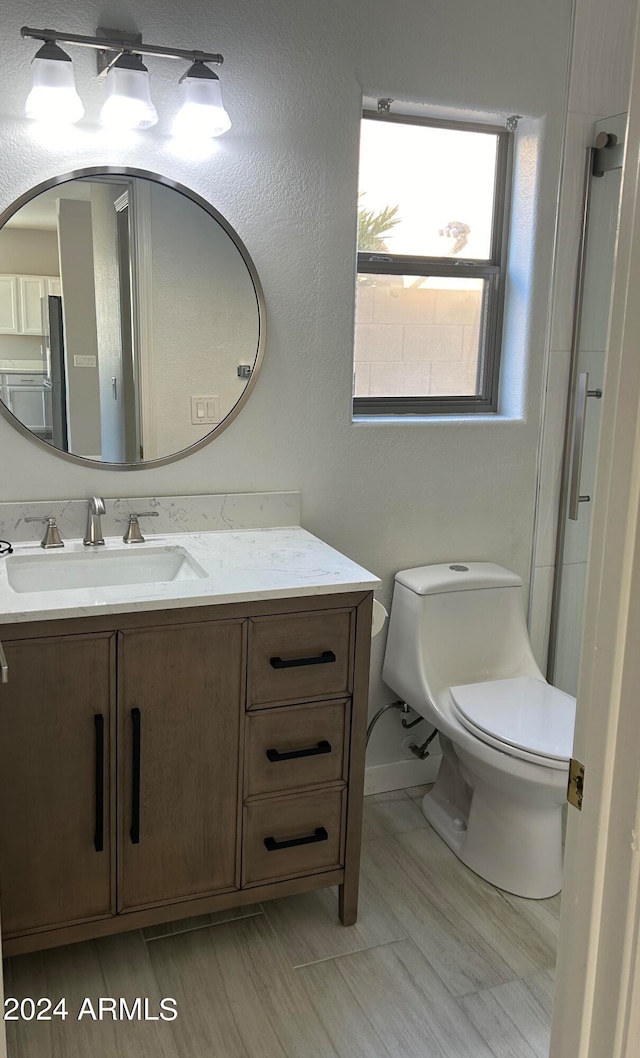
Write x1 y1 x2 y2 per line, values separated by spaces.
0 167 264 467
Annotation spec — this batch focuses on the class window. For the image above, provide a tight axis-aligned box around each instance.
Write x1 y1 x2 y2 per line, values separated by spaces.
354 111 512 415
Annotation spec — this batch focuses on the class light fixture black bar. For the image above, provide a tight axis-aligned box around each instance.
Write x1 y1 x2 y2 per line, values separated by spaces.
20 26 223 66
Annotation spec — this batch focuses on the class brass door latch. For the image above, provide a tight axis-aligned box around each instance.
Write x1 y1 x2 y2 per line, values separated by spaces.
568 758 585 811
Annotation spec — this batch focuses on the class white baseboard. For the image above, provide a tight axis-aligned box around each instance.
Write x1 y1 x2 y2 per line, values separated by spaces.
364 752 442 796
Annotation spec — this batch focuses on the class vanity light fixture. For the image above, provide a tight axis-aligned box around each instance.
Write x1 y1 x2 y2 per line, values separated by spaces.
25 41 84 125
101 52 158 130
174 61 231 138
20 26 228 136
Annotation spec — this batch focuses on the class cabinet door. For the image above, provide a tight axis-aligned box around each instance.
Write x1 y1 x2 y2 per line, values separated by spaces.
0 277 19 333
118 621 244 911
18 277 46 334
46 276 62 297
0 634 115 937
6 385 46 430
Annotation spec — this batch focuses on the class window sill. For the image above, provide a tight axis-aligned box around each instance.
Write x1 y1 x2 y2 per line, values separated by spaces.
351 413 523 425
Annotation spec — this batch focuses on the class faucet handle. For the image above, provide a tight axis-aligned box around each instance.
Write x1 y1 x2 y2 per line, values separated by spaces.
24 516 64 549
122 511 159 544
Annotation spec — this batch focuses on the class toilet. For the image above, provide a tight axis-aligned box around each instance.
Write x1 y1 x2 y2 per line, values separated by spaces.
382 561 576 899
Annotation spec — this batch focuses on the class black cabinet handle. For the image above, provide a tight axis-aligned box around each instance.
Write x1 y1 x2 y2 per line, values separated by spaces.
264 826 328 852
270 650 336 670
266 740 332 763
94 714 104 853
130 707 141 845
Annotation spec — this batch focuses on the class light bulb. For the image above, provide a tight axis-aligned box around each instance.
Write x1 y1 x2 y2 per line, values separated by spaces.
25 42 84 125
174 62 231 139
101 53 158 130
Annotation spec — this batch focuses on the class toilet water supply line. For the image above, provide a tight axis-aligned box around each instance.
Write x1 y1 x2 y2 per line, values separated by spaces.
365 700 439 759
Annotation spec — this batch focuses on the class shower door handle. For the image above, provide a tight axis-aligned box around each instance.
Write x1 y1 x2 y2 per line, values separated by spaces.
569 372 590 521
569 372 589 520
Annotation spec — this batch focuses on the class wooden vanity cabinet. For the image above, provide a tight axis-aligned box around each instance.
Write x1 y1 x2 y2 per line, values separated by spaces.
0 633 115 938
117 621 244 911
0 591 373 955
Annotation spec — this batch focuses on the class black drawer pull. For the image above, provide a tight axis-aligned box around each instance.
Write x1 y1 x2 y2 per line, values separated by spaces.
264 826 328 852
130 707 141 845
94 714 104 853
270 650 336 670
266 740 332 763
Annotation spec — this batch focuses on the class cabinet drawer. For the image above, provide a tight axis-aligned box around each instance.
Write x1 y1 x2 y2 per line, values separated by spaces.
248 611 352 707
243 788 345 886
245 699 349 797
10 374 45 386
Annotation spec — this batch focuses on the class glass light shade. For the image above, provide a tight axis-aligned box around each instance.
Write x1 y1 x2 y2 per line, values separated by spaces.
25 52 84 125
174 74 231 138
101 65 158 130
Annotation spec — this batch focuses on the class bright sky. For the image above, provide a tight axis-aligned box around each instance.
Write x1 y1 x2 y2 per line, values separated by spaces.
358 119 498 262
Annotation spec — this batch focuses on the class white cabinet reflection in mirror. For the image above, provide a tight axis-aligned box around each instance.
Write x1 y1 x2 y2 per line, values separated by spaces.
0 168 265 467
0 370 47 437
0 275 61 334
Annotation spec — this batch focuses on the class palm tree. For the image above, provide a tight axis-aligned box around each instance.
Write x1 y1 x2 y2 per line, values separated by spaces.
357 194 400 251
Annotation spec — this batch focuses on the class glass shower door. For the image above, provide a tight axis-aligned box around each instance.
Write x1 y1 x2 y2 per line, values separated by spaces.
549 114 626 695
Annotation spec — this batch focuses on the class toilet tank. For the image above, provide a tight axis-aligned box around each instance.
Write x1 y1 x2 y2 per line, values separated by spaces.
382 562 542 712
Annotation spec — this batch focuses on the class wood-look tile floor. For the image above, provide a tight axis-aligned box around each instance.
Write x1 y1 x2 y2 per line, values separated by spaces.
4 786 561 1058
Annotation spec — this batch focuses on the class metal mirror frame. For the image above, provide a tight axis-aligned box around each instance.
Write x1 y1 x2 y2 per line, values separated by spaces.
0 166 266 470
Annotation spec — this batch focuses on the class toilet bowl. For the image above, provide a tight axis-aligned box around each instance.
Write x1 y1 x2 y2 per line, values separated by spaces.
382 562 576 899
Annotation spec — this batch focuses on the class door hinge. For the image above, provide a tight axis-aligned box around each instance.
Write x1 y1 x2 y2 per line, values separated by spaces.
568 758 585 811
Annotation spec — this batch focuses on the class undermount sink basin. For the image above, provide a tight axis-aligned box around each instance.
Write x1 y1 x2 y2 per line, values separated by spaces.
6 546 208 594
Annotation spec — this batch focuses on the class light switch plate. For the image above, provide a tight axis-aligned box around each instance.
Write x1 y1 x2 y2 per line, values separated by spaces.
190 395 220 425
73 354 97 368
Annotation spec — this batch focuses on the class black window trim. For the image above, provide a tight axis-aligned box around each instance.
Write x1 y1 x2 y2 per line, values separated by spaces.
354 109 513 417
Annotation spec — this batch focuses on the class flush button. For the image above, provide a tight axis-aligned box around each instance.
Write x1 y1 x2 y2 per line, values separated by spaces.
449 564 469 572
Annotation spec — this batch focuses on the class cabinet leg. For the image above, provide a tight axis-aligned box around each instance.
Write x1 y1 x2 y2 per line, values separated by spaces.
338 876 359 926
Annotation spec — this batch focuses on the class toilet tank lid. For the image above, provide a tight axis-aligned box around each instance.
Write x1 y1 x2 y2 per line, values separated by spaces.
394 562 523 596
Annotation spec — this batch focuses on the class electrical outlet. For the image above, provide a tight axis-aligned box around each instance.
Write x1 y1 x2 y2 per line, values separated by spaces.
73 354 97 368
190 395 220 425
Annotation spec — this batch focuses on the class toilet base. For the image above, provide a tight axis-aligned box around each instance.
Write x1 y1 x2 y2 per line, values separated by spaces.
421 737 565 899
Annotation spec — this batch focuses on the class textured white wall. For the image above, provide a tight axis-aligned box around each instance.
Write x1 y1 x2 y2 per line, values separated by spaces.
0 0 573 769
0 228 59 276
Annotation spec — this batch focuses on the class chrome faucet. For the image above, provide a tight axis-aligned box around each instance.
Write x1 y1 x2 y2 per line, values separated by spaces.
83 497 106 547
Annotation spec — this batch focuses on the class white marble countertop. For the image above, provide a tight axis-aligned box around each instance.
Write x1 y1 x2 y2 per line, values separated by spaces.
0 360 46 373
0 527 381 624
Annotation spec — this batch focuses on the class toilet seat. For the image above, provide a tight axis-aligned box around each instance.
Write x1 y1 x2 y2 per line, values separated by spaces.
449 676 576 765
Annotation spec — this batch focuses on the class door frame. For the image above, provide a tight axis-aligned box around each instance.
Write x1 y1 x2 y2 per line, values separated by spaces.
550 7 640 1054
127 179 156 462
